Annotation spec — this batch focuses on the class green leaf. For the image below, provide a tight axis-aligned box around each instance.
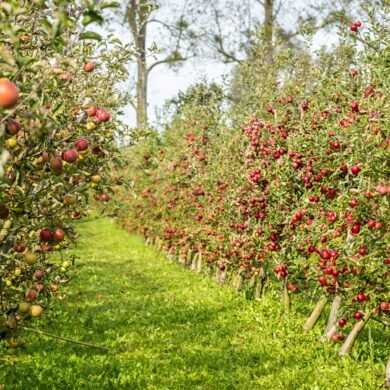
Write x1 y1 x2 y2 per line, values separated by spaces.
79 32 102 41
15 54 36 67
39 18 53 35
53 102 65 115
82 10 104 26
100 1 121 9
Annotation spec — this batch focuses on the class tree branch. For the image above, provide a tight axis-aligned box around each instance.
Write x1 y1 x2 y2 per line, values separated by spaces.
212 9 243 64
147 55 189 76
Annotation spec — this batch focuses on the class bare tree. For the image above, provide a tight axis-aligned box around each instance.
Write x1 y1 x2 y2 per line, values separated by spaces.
125 0 197 129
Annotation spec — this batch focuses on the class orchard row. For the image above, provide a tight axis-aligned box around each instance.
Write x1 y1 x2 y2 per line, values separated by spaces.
116 17 389 357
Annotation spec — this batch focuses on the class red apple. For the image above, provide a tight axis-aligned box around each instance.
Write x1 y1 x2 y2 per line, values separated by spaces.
53 228 65 242
0 78 19 107
96 108 110 122
61 149 78 163
0 205 9 219
40 228 53 242
86 106 97 116
83 61 95 72
50 157 63 175
75 138 89 151
6 120 20 135
13 242 26 253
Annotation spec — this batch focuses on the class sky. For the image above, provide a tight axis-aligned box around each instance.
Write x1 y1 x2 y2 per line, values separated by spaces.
101 0 344 129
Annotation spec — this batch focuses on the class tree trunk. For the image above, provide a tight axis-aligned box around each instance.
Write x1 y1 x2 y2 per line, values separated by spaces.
386 357 390 388
339 310 373 357
303 296 328 331
136 59 147 129
186 250 193 266
127 0 149 129
196 252 202 273
234 271 244 292
321 295 342 341
190 252 198 271
281 277 290 314
264 0 274 65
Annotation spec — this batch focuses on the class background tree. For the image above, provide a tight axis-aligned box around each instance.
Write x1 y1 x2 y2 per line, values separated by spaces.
124 0 198 129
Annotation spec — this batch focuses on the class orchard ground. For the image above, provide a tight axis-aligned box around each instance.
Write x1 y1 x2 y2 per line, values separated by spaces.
1 218 387 389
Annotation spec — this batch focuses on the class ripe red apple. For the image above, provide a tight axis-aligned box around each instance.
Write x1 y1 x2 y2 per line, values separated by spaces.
86 106 97 116
331 333 339 341
25 289 38 302
75 138 89 151
83 61 95 72
53 228 65 242
350 166 360 175
338 319 347 327
0 78 19 107
0 205 9 219
351 100 359 112
61 149 78 163
351 223 360 234
50 157 63 175
13 242 26 253
100 193 110 202
96 108 110 122
337 333 345 341
353 311 363 320
40 228 53 242
380 302 390 312
33 270 44 280
6 120 20 135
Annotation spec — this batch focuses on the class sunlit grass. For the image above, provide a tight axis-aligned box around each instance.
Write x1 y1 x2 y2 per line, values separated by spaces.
1 218 387 389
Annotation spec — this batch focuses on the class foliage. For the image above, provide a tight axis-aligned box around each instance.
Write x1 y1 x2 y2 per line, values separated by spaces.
0 0 132 343
114 7 389 361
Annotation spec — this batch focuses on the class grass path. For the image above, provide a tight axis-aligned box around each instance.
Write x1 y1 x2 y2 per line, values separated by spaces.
1 218 386 389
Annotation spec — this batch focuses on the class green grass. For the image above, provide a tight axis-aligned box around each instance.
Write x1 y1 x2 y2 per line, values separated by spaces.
1 218 387 389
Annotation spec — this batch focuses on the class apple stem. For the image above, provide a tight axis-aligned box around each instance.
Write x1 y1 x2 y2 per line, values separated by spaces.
321 295 342 341
339 309 373 357
21 326 109 351
303 295 328 331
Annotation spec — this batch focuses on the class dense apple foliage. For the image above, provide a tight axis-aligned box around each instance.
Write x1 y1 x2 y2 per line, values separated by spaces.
0 0 131 343
116 13 389 354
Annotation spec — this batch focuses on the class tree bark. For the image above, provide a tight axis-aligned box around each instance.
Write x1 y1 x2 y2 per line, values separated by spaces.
386 357 390 388
321 295 342 341
281 277 290 314
136 3 148 130
127 0 148 129
303 296 328 331
264 0 274 65
339 310 373 357
196 252 202 273
136 58 147 129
